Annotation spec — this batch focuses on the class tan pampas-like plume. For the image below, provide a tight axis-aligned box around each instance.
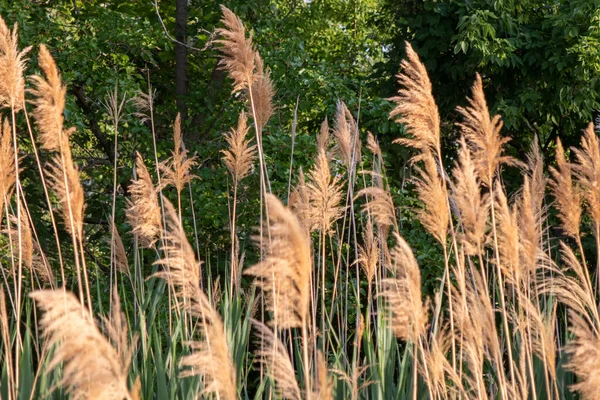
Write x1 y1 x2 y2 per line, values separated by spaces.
109 220 130 277
221 111 256 184
154 200 237 400
252 319 302 400
0 118 15 221
216 5 256 93
413 151 449 245
250 52 274 131
29 44 66 151
160 114 198 194
0 16 31 111
30 289 137 399
356 186 396 233
4 205 33 271
357 222 379 286
46 145 85 239
456 73 516 187
366 131 381 157
305 148 344 234
317 118 330 155
381 232 428 343
549 138 582 239
314 350 334 400
450 138 489 255
244 194 312 329
289 169 313 228
495 186 521 286
389 42 440 159
126 152 161 248
334 102 361 170
573 123 600 232
565 311 600 400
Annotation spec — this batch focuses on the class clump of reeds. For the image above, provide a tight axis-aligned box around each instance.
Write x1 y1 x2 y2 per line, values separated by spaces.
154 200 237 400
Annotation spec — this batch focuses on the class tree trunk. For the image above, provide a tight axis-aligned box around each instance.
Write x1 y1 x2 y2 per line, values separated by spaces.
175 0 188 126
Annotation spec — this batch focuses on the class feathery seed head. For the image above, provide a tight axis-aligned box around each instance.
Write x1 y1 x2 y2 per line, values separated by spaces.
573 123 600 229
0 118 16 221
390 41 440 159
221 111 256 183
245 194 312 329
250 52 274 132
0 17 30 111
126 152 161 248
30 44 66 151
217 6 256 93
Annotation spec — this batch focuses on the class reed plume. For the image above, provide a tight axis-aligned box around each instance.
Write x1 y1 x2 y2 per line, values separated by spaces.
573 123 600 224
4 205 32 271
381 232 427 343
366 131 381 157
0 16 30 111
450 138 489 255
549 138 582 239
161 113 198 194
334 102 361 170
30 289 137 399
126 152 161 248
46 144 85 239
357 222 379 286
389 41 440 159
356 186 396 234
109 220 130 277
565 311 600 400
0 118 15 221
245 194 311 329
252 319 302 400
315 350 334 400
250 52 274 131
457 73 516 187
216 5 256 93
317 118 330 155
413 151 449 245
29 44 66 151
305 148 344 234
154 200 237 399
495 186 521 286
289 169 312 228
221 111 256 184
131 87 156 124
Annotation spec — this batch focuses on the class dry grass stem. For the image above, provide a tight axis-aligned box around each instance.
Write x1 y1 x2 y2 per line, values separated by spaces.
565 311 600 400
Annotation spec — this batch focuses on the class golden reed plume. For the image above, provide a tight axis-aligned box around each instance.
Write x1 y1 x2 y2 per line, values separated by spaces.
0 16 30 111
30 289 138 399
221 111 256 184
245 194 312 329
126 152 162 248
390 42 440 159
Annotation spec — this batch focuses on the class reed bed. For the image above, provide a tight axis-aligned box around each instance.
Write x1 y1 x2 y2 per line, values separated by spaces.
0 7 599 400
